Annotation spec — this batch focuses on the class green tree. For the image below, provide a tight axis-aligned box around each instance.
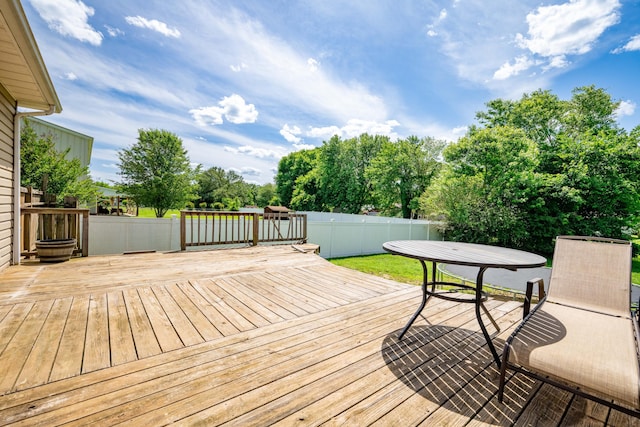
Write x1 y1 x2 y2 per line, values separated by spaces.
422 126 537 247
316 134 387 213
20 120 97 204
117 129 196 218
422 86 640 253
196 167 254 208
275 149 319 208
367 136 445 218
256 183 279 207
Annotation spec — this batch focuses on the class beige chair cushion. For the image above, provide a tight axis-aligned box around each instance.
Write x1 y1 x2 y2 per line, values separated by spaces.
547 238 632 318
507 302 640 408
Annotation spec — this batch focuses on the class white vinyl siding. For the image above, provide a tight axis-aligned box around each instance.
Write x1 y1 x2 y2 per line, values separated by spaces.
0 88 16 271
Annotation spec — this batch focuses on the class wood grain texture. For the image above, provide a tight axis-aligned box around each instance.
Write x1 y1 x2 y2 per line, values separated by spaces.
0 244 635 426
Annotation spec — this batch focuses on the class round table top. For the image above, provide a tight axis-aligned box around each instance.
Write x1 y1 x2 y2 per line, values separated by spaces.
383 240 547 270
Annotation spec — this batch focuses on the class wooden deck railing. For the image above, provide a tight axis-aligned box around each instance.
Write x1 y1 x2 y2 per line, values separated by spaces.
21 207 90 258
180 210 307 250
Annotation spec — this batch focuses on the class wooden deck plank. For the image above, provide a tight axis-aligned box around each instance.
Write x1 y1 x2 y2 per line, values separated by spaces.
0 289 420 426
321 300 508 427
164 282 222 342
215 277 292 323
0 302 33 355
49 295 90 382
224 274 313 318
0 300 54 392
82 293 111 374
267 270 351 306
0 245 637 426
196 278 262 331
107 291 137 366
0 288 415 424
137 287 184 352
560 397 608 426
177 281 238 336
242 300 506 426
152 285 204 347
13 298 72 391
513 383 574 426
79 292 427 426
122 288 161 358
0 304 13 323
260 272 336 312
294 267 380 302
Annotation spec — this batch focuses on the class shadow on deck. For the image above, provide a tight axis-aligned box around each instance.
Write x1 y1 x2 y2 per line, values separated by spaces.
0 245 637 426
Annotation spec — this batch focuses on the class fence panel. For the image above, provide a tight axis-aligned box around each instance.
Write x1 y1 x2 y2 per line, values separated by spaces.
85 213 442 258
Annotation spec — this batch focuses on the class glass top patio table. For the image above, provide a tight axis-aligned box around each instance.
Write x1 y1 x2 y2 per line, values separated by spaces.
383 240 547 367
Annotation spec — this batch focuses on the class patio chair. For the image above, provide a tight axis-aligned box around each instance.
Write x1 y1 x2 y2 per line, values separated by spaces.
498 235 640 417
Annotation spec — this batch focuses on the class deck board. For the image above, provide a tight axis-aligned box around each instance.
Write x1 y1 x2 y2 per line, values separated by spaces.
0 244 638 426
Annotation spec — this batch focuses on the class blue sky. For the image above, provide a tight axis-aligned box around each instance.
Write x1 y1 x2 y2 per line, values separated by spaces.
22 0 640 185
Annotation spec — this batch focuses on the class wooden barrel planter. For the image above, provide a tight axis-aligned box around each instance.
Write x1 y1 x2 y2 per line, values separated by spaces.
36 238 77 262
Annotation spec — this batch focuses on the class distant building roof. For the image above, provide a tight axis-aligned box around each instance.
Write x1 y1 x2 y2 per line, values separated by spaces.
265 206 291 213
24 117 93 169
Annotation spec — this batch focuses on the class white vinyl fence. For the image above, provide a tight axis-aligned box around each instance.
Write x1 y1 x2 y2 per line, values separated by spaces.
88 212 443 258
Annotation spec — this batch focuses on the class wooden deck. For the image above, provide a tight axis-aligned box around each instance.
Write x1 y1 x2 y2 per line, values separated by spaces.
0 245 638 426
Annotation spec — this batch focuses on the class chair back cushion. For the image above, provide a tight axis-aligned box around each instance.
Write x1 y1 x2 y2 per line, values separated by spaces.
547 236 632 318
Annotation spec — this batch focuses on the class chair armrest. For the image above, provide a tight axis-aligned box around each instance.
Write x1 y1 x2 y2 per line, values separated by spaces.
524 278 545 319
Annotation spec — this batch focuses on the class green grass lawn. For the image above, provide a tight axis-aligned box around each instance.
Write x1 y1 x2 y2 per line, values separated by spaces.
330 253 640 287
135 207 182 218
330 254 426 286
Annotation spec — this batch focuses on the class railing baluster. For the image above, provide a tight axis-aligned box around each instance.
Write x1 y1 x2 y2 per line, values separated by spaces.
179 210 306 249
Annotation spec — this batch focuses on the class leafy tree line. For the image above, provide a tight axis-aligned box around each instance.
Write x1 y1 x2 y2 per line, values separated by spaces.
21 124 278 217
275 85 640 254
275 134 446 218
117 129 279 217
421 85 640 253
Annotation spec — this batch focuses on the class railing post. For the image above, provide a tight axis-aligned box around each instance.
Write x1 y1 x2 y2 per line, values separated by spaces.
303 214 307 243
180 211 186 251
82 210 89 257
253 213 259 246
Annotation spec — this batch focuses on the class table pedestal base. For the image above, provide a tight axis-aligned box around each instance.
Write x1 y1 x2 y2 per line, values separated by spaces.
398 260 502 367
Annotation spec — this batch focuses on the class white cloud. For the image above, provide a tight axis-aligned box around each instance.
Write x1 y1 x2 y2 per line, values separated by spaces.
230 63 248 72
63 72 78 80
615 100 636 118
545 55 569 70
307 119 400 140
230 166 261 177
307 125 342 139
178 7 390 124
451 126 468 139
280 124 302 143
125 16 181 38
293 143 316 151
493 55 535 80
225 145 284 160
516 0 621 58
307 58 319 72
105 25 124 37
219 94 259 124
190 94 258 126
426 29 437 37
190 106 224 126
29 0 103 45
612 34 640 54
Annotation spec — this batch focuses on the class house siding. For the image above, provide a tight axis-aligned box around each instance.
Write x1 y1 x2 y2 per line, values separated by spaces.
0 88 16 271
